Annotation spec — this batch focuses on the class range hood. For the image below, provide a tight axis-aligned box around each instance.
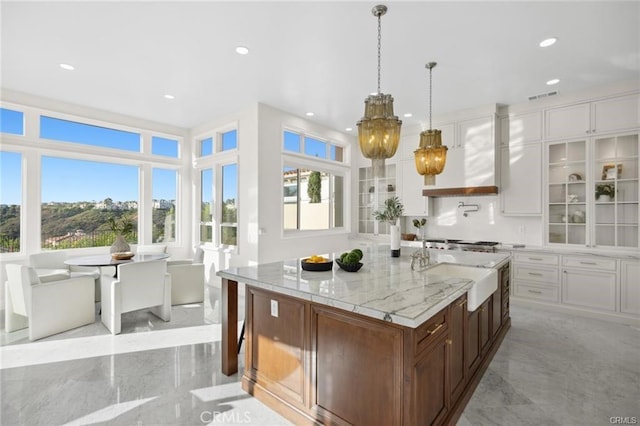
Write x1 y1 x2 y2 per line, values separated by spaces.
422 186 499 197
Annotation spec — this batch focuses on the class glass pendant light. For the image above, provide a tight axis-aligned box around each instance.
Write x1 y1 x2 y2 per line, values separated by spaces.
357 4 402 178
414 62 448 185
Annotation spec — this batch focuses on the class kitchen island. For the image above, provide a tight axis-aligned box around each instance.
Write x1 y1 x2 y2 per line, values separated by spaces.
217 245 511 425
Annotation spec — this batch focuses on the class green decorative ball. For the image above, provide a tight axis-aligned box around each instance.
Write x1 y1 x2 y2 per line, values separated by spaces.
344 252 360 265
340 252 349 262
350 248 363 261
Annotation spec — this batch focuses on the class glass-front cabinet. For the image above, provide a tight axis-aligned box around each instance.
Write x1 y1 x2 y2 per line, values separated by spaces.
546 133 639 249
358 164 396 235
593 134 638 247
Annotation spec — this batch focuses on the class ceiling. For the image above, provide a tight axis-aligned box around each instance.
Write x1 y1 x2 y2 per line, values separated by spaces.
1 1 639 133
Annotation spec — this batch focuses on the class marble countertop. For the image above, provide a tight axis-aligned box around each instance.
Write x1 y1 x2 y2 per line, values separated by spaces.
497 244 640 260
217 245 510 328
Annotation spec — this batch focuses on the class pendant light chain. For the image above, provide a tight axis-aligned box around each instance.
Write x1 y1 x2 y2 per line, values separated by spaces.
377 13 382 94
428 66 432 130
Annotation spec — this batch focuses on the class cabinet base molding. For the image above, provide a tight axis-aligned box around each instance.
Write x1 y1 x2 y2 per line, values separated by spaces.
511 297 640 327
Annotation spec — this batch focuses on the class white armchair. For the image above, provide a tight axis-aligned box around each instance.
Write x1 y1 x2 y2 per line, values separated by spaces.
167 248 205 305
29 251 102 301
100 260 171 334
4 264 95 340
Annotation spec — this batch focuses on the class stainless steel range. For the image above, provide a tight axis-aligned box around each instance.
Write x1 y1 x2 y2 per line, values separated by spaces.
422 239 500 253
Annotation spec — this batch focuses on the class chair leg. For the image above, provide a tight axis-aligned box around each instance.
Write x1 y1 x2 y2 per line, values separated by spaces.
238 321 245 354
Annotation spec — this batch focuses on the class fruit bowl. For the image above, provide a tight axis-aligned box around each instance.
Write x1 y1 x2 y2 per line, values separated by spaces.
112 251 134 260
336 259 363 272
301 258 333 272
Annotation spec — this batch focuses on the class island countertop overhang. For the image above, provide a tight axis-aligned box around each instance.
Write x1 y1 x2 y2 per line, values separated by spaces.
217 245 511 328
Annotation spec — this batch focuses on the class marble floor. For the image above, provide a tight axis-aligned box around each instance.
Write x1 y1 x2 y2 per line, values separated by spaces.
1 283 639 425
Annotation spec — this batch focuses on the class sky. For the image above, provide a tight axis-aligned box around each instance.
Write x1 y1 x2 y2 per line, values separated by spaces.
0 108 237 205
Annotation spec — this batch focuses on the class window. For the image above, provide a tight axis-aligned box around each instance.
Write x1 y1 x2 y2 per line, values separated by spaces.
221 130 237 151
0 108 24 135
200 137 213 157
200 168 213 243
152 136 179 158
283 167 344 231
40 116 140 152
0 151 22 252
41 156 139 249
283 130 344 163
152 168 177 243
221 163 238 245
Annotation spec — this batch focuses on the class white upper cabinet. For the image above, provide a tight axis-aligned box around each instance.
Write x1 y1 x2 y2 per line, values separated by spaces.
501 144 542 215
544 93 640 140
501 111 542 146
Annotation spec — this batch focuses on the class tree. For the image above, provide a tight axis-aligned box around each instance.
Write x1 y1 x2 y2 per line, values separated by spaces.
307 171 321 203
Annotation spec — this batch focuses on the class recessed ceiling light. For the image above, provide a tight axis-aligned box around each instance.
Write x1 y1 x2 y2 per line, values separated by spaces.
403 113 413 118
345 127 353 132
546 78 560 86
235 46 249 55
164 94 175 99
305 112 314 117
59 63 75 71
539 37 557 48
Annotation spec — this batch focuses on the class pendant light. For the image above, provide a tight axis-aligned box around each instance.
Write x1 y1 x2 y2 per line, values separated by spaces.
357 4 402 178
414 62 448 185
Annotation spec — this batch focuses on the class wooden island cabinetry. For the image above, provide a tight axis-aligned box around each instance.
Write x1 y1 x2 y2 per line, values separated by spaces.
242 262 511 425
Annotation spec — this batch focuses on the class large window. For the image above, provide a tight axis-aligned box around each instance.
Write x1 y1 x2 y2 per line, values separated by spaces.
152 168 177 243
283 167 344 231
41 156 139 249
197 127 239 247
40 116 141 152
221 163 238 245
0 151 22 252
200 168 213 243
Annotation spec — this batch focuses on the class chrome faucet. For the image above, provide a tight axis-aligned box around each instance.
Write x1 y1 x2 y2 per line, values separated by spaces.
411 239 431 271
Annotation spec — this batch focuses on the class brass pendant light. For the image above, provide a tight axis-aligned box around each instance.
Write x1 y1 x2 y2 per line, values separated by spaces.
414 62 448 185
357 4 402 178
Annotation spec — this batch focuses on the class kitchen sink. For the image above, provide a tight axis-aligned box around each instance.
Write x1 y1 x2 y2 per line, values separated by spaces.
426 263 498 311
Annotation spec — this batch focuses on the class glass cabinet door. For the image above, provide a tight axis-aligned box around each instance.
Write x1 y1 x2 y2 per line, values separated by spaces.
547 140 587 245
593 134 639 248
358 164 397 235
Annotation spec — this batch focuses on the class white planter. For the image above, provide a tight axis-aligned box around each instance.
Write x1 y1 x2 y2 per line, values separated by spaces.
598 194 611 202
390 224 401 257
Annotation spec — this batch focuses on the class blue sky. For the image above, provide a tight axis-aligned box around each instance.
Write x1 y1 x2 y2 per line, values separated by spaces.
1 109 237 205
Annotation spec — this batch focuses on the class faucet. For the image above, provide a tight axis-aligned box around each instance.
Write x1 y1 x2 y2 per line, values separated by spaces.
411 238 431 271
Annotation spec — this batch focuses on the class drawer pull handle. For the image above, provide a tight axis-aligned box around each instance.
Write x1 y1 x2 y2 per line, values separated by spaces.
528 257 544 261
528 272 543 276
446 339 453 345
427 323 444 335
457 300 467 307
527 289 543 294
579 261 597 265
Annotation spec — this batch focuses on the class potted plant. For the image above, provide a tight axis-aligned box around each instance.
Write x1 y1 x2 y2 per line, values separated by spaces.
413 218 427 240
595 183 615 202
108 216 134 253
373 197 405 257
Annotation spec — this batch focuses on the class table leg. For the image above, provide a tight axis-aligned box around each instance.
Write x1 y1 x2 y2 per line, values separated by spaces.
221 278 238 376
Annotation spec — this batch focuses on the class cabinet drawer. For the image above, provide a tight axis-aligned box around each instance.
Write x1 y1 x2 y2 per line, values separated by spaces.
415 307 448 355
562 256 616 271
513 252 559 266
514 264 559 285
514 283 559 303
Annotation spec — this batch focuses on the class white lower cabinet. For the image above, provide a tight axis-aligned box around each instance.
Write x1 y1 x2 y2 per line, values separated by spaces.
562 268 617 312
512 250 639 321
620 260 640 315
512 252 560 303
